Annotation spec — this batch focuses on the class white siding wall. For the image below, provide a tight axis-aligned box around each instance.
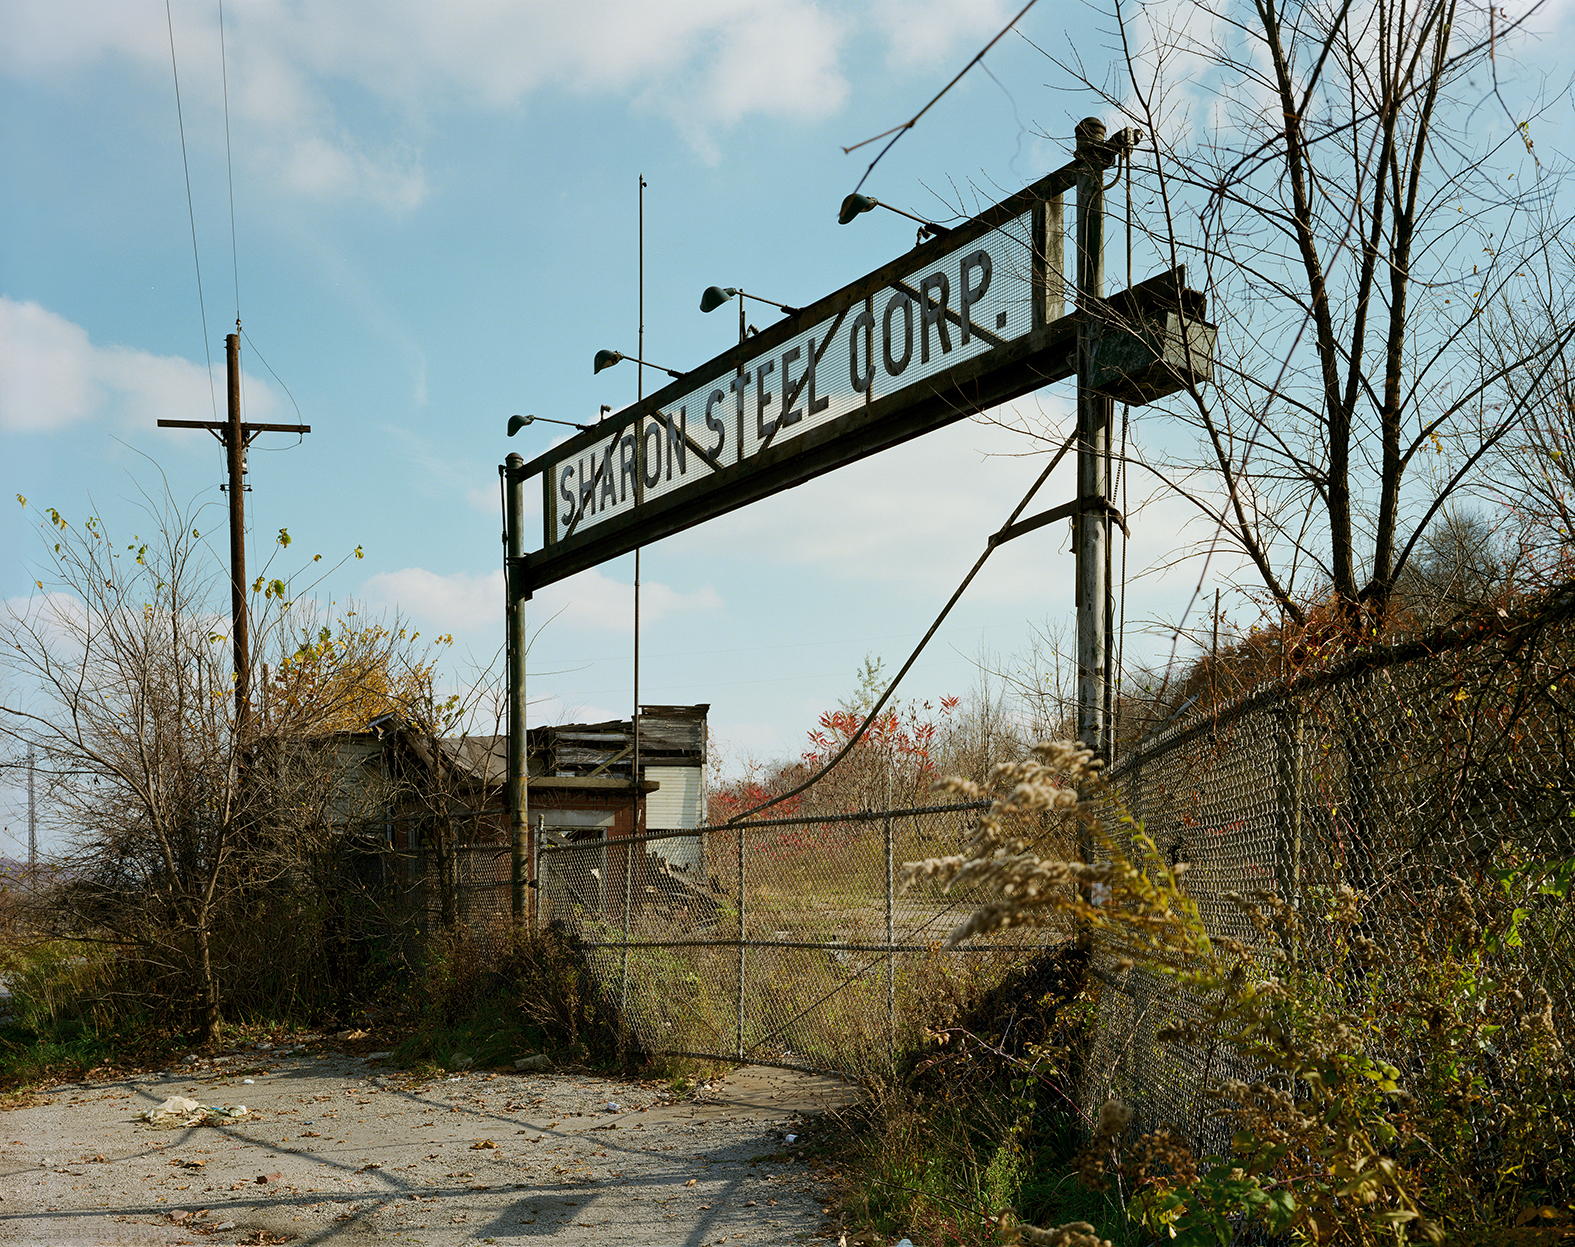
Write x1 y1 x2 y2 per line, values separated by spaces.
644 765 704 872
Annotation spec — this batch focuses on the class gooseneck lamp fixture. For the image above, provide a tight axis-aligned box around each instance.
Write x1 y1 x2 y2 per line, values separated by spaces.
507 413 594 437
700 286 800 344
837 193 953 241
699 286 800 316
592 349 684 379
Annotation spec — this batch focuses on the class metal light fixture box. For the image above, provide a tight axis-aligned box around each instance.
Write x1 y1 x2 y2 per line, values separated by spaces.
1087 312 1216 405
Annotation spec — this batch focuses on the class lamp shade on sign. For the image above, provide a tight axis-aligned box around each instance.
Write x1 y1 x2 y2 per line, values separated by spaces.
838 193 878 225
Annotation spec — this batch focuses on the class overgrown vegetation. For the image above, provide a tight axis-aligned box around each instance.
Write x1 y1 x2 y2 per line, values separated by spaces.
0 495 514 1084
892 740 1573 1246
825 946 1140 1247
0 918 647 1090
392 923 630 1074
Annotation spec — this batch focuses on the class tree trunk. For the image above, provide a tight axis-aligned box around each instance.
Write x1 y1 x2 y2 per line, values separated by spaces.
194 906 221 1046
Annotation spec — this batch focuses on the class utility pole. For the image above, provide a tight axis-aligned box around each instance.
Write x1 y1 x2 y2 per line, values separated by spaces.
1075 119 1119 767
633 173 645 803
160 330 310 737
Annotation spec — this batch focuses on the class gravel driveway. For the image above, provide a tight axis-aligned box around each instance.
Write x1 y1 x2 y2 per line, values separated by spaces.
0 1043 857 1246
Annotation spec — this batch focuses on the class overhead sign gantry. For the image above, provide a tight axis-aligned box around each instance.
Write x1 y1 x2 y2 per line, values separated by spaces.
500 121 1217 921
511 139 1212 597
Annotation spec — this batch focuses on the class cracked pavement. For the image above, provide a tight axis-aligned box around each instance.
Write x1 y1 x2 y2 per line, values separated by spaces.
1 1044 858 1246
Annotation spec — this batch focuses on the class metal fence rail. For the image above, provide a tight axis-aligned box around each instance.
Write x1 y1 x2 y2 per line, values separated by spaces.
535 800 1071 1078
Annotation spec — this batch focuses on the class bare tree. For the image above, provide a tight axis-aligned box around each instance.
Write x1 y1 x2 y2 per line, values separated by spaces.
1045 0 1573 630
1473 237 1575 586
0 496 444 1043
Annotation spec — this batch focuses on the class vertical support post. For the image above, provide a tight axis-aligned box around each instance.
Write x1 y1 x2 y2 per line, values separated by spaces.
225 333 250 738
621 798 632 1028
26 747 36 877
505 453 530 925
885 806 895 1070
532 813 543 931
629 172 646 1037
1075 120 1117 770
736 823 746 1061
1031 193 1065 329
1275 703 1305 955
627 557 637 1017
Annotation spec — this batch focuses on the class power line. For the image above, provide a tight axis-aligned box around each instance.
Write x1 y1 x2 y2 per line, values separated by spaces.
164 0 218 422
239 327 306 429
843 0 1039 195
219 0 240 324
727 427 1079 825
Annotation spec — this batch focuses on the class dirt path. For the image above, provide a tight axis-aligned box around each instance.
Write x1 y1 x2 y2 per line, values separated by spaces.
0 1044 858 1246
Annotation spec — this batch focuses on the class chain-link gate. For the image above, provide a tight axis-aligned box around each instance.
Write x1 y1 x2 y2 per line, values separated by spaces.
536 801 1072 1078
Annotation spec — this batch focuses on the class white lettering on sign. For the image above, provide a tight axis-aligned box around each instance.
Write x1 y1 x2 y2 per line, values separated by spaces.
550 211 1035 541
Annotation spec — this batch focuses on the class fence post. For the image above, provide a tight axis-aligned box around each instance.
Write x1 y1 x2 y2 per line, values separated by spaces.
532 814 542 932
736 824 745 1062
886 807 897 1069
621 824 632 1038
1276 702 1305 912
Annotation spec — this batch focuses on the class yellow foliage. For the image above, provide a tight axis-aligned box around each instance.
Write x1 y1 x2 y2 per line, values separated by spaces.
267 619 447 733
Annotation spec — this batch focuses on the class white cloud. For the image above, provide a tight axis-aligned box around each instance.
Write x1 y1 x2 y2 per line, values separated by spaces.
2 588 87 642
361 567 503 632
670 398 1080 603
361 564 721 636
646 1 850 155
532 567 723 635
0 297 274 434
0 0 984 201
870 0 1013 68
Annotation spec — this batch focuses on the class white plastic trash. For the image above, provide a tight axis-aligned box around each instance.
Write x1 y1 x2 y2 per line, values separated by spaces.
143 1097 204 1125
141 1097 248 1127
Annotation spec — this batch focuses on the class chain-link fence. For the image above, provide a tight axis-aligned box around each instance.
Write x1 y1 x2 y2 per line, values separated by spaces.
1090 593 1575 1152
535 801 1073 1078
378 593 1572 1165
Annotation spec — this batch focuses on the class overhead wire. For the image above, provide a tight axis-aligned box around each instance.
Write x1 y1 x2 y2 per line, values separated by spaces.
217 9 303 452
843 0 1039 195
219 0 240 325
240 328 306 440
164 0 218 422
725 427 1079 826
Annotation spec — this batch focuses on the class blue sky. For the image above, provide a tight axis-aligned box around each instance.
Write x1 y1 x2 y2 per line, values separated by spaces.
3 0 1570 854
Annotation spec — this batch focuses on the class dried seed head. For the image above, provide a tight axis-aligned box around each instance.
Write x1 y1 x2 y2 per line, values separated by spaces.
1017 1222 1110 1247
1097 1099 1133 1135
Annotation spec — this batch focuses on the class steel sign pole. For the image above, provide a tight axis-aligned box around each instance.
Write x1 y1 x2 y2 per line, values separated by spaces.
1075 119 1116 768
506 452 529 924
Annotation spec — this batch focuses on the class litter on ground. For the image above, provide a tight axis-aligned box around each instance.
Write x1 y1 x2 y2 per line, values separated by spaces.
141 1096 250 1127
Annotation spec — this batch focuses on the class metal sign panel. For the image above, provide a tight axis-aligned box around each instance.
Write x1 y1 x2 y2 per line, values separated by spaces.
514 159 1187 596
550 213 1038 538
